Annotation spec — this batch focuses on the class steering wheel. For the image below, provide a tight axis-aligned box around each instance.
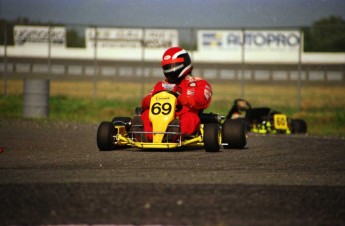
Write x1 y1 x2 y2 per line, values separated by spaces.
152 90 179 97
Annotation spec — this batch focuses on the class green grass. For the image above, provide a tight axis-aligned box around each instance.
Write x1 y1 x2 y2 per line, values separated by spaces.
50 95 139 122
0 95 139 123
0 95 22 118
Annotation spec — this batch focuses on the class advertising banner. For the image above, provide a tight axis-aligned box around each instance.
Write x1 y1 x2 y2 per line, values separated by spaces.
198 30 242 50
86 28 143 48
144 29 178 48
14 25 66 46
86 28 178 49
198 30 301 51
197 29 301 63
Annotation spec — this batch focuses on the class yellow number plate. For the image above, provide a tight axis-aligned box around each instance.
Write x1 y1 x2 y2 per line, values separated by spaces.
274 114 288 130
149 91 177 143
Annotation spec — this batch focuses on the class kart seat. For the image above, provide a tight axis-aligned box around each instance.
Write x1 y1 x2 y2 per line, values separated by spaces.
245 107 271 123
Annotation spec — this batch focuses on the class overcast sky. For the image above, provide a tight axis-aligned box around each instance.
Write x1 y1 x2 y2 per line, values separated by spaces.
1 0 345 28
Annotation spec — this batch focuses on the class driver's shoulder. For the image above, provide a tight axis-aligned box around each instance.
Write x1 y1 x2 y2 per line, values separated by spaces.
185 75 209 86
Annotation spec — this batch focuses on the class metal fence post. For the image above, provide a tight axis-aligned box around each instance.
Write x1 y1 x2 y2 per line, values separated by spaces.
2 21 7 96
48 25 52 79
140 28 145 99
93 26 98 98
297 29 303 112
240 28 245 99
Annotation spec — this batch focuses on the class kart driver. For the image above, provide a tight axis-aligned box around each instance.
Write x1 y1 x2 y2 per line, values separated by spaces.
134 47 212 141
226 98 251 119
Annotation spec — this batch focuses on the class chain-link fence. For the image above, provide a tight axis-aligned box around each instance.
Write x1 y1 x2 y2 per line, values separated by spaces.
1 22 345 113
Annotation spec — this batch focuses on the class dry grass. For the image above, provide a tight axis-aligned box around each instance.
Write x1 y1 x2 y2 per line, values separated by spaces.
208 82 345 113
3 80 344 104
2 79 345 112
1 79 345 136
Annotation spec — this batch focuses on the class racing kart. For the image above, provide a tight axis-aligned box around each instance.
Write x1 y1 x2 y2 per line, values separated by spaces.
97 91 247 152
226 98 307 135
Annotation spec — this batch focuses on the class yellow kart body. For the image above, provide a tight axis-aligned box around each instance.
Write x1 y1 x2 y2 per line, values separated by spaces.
115 91 204 149
226 99 307 135
251 113 291 134
97 91 247 152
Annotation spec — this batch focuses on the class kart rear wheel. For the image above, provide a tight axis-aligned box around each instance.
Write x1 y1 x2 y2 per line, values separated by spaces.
222 118 247 149
97 121 117 151
204 123 221 152
291 119 307 134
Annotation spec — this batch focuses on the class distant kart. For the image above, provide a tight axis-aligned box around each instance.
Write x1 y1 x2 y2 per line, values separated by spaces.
226 99 307 134
97 91 247 152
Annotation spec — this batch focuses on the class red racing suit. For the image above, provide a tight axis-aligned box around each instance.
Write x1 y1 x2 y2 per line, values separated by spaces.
141 75 212 140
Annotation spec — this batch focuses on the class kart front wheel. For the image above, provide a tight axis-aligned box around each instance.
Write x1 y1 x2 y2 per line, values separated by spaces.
112 117 132 131
204 123 221 152
222 119 247 149
97 121 117 151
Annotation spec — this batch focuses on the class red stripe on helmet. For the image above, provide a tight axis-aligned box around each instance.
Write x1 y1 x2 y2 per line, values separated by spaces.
161 57 184 66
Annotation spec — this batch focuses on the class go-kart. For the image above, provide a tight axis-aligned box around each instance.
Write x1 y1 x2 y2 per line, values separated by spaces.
97 91 247 152
226 98 307 134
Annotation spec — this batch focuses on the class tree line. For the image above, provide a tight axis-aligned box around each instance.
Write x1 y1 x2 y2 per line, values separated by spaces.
0 16 344 52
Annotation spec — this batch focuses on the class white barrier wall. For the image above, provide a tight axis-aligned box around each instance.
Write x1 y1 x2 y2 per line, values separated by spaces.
2 45 345 64
0 25 344 64
302 53 345 64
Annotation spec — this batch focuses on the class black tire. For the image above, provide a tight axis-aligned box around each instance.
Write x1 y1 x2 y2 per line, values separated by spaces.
222 118 247 149
204 123 221 152
291 119 307 134
112 117 132 131
97 121 117 151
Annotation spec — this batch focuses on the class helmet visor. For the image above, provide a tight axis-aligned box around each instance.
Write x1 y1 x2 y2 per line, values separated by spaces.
163 63 184 74
163 63 184 83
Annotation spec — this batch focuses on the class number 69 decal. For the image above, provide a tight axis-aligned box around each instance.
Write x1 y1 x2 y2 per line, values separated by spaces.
151 102 172 115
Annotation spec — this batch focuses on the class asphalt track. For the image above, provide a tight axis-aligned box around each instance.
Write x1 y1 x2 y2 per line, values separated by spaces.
0 119 345 225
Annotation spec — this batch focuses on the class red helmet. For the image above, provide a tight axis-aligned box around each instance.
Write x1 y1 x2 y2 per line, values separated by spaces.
161 47 192 83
